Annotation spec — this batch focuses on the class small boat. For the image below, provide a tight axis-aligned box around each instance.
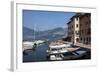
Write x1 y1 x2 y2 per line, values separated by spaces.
47 42 72 54
62 48 90 60
23 24 45 54
49 54 63 61
23 40 45 52
47 44 69 55
46 41 90 60
23 41 34 52
33 40 45 46
46 42 71 60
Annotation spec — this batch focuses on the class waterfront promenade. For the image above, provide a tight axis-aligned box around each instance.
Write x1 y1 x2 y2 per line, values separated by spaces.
74 43 91 49
65 41 91 49
62 41 91 52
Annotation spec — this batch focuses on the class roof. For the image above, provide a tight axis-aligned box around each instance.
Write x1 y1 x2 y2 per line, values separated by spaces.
70 13 85 20
67 13 90 25
67 20 71 25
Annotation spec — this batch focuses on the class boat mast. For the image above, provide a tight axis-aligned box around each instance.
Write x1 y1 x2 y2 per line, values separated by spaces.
33 24 35 41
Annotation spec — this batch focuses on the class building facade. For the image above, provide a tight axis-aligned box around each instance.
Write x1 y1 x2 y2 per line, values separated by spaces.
67 14 80 44
79 13 91 44
67 13 91 45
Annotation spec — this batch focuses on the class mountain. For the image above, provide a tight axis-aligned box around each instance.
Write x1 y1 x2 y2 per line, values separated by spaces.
46 27 66 35
23 27 67 41
38 27 66 41
23 27 35 40
23 27 34 36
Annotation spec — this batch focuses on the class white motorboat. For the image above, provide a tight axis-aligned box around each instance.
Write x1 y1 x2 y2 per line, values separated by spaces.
47 43 70 54
50 54 63 61
33 40 45 45
23 41 34 52
46 41 73 60
23 40 45 52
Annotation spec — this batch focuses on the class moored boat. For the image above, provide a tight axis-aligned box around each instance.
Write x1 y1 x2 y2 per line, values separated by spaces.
23 40 45 52
46 41 71 60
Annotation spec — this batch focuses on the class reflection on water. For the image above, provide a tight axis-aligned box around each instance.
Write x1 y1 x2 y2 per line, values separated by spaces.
23 42 91 62
23 43 49 62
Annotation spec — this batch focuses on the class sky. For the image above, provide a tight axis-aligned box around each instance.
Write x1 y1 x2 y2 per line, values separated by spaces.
23 10 76 31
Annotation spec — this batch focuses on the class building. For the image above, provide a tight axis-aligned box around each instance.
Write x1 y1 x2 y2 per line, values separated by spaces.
66 13 91 45
67 13 80 44
79 13 91 44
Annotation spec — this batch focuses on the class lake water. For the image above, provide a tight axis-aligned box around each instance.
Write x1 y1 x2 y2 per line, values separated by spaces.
23 36 62 62
23 40 91 62
23 43 49 62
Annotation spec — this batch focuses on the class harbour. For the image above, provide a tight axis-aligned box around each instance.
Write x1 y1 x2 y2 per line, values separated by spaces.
23 11 91 62
23 40 91 62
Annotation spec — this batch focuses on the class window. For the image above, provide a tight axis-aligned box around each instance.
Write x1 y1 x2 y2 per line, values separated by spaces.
84 38 85 44
75 31 79 35
76 17 78 21
80 37 82 41
89 37 91 42
81 30 84 35
76 24 78 28
76 38 79 42
85 21 88 25
87 28 91 35
72 25 73 28
86 37 88 44
80 24 82 27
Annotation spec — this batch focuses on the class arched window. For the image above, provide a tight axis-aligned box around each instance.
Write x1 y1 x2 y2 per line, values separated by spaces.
76 38 79 42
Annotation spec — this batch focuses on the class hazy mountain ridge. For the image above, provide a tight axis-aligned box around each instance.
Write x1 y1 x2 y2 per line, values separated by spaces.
23 26 66 41
23 27 34 36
